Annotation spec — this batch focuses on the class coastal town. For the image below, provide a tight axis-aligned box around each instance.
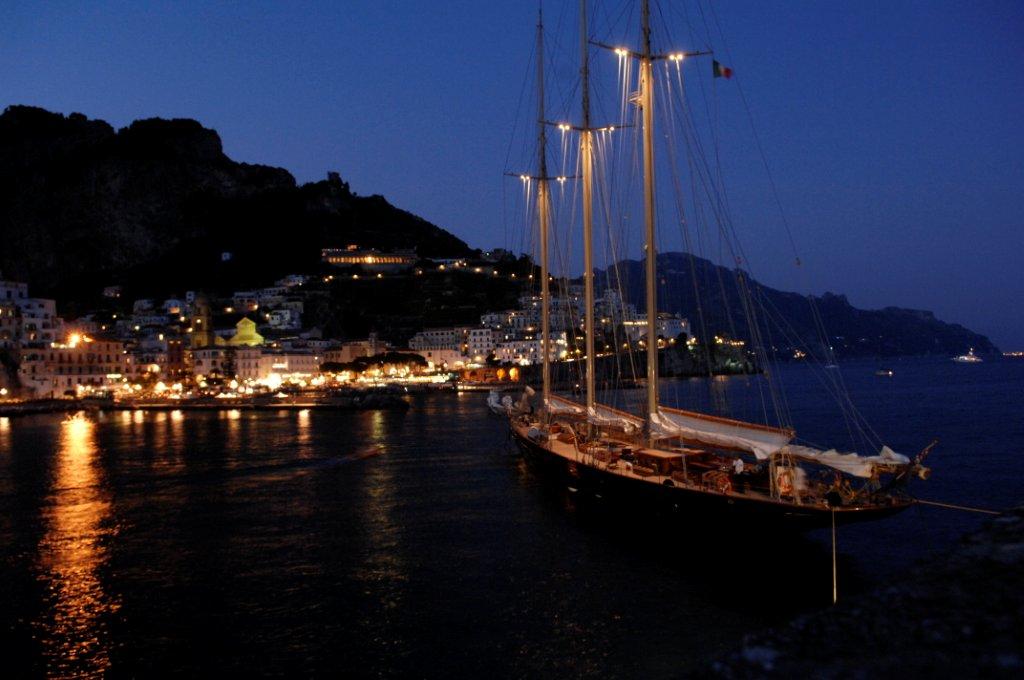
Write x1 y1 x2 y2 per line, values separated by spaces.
0 243 698 410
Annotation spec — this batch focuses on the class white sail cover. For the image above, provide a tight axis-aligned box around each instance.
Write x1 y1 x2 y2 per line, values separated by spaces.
587 404 642 435
547 395 584 415
782 445 910 478
650 408 793 460
547 396 642 434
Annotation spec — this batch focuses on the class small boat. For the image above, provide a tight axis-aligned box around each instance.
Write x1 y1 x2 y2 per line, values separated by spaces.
487 389 512 416
875 368 894 377
952 348 983 363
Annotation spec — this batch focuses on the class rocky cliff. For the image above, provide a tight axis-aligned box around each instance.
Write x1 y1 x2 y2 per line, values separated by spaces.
0 105 473 307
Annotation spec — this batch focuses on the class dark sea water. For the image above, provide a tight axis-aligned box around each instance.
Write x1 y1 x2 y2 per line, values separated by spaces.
0 357 1021 677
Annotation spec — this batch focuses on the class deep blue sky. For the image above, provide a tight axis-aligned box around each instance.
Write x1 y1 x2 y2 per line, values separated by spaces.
2 1 1021 348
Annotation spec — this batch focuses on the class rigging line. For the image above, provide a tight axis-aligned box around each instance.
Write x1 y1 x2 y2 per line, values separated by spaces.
504 38 538 175
805 295 862 451
705 1 801 267
698 4 857 437
692 0 727 195
753 290 887 447
914 499 1000 515
669 62 745 360
668 65 759 418
595 130 638 402
659 64 717 386
670 83 791 428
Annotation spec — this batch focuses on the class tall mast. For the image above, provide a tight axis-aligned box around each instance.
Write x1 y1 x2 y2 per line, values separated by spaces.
640 0 659 436
537 9 552 415
580 0 596 418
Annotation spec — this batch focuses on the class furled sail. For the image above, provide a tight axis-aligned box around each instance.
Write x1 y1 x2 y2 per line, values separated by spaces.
587 404 642 435
781 445 910 478
650 407 794 459
548 394 585 415
548 396 642 434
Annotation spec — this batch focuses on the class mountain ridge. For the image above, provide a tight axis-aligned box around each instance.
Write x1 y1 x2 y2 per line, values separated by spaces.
0 105 473 302
599 252 997 357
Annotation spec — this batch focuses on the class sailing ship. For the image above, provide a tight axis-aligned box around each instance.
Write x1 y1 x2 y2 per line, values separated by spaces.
501 0 933 530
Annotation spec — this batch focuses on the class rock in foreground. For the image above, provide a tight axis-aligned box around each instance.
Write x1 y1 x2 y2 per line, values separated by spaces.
698 508 1024 678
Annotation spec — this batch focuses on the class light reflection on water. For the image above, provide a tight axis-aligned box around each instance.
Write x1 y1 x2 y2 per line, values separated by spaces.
296 409 312 458
35 414 117 677
353 410 408 649
0 361 1016 676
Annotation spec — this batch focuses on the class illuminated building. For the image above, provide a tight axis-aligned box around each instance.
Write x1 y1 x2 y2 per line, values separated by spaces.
189 294 216 349
1 273 63 347
0 301 20 350
18 335 128 397
227 317 264 347
494 332 569 366
620 313 690 342
323 334 387 364
321 245 416 272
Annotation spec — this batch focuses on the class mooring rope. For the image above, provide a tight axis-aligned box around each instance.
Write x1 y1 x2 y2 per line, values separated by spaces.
831 509 838 605
914 499 1000 515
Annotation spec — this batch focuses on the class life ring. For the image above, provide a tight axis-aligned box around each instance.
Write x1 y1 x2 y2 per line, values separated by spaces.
776 469 793 495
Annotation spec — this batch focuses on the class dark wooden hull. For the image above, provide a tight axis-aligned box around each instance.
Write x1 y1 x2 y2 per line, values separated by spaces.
511 427 911 532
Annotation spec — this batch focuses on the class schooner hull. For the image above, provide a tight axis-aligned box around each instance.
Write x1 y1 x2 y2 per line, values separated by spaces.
511 427 910 532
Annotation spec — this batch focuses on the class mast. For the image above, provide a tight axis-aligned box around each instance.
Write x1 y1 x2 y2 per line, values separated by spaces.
537 9 552 415
580 0 596 418
640 0 659 436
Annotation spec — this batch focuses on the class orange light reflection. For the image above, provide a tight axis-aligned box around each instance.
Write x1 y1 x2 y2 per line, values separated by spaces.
36 414 117 675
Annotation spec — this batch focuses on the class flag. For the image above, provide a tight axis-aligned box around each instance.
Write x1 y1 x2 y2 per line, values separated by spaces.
712 60 733 79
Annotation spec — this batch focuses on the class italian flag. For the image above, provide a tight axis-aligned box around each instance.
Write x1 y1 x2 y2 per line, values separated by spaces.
713 60 733 79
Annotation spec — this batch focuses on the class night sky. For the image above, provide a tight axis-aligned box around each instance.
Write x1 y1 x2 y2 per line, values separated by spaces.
2 1 1021 348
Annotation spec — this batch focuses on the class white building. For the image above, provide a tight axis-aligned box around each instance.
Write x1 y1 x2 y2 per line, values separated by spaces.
412 348 468 370
466 328 497 362
621 313 690 342
267 308 301 330
0 277 29 303
17 298 62 346
234 347 263 382
0 301 20 350
18 336 128 398
260 351 321 378
276 274 308 288
408 327 473 352
232 291 260 311
191 347 230 379
495 332 568 366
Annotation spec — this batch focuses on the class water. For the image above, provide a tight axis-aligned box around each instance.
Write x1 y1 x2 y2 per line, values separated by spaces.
0 358 1021 677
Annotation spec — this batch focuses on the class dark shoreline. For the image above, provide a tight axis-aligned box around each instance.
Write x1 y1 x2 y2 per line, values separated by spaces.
695 507 1024 678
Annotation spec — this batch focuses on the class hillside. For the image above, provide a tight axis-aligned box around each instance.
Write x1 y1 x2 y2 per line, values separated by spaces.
0 105 473 308
601 252 997 358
